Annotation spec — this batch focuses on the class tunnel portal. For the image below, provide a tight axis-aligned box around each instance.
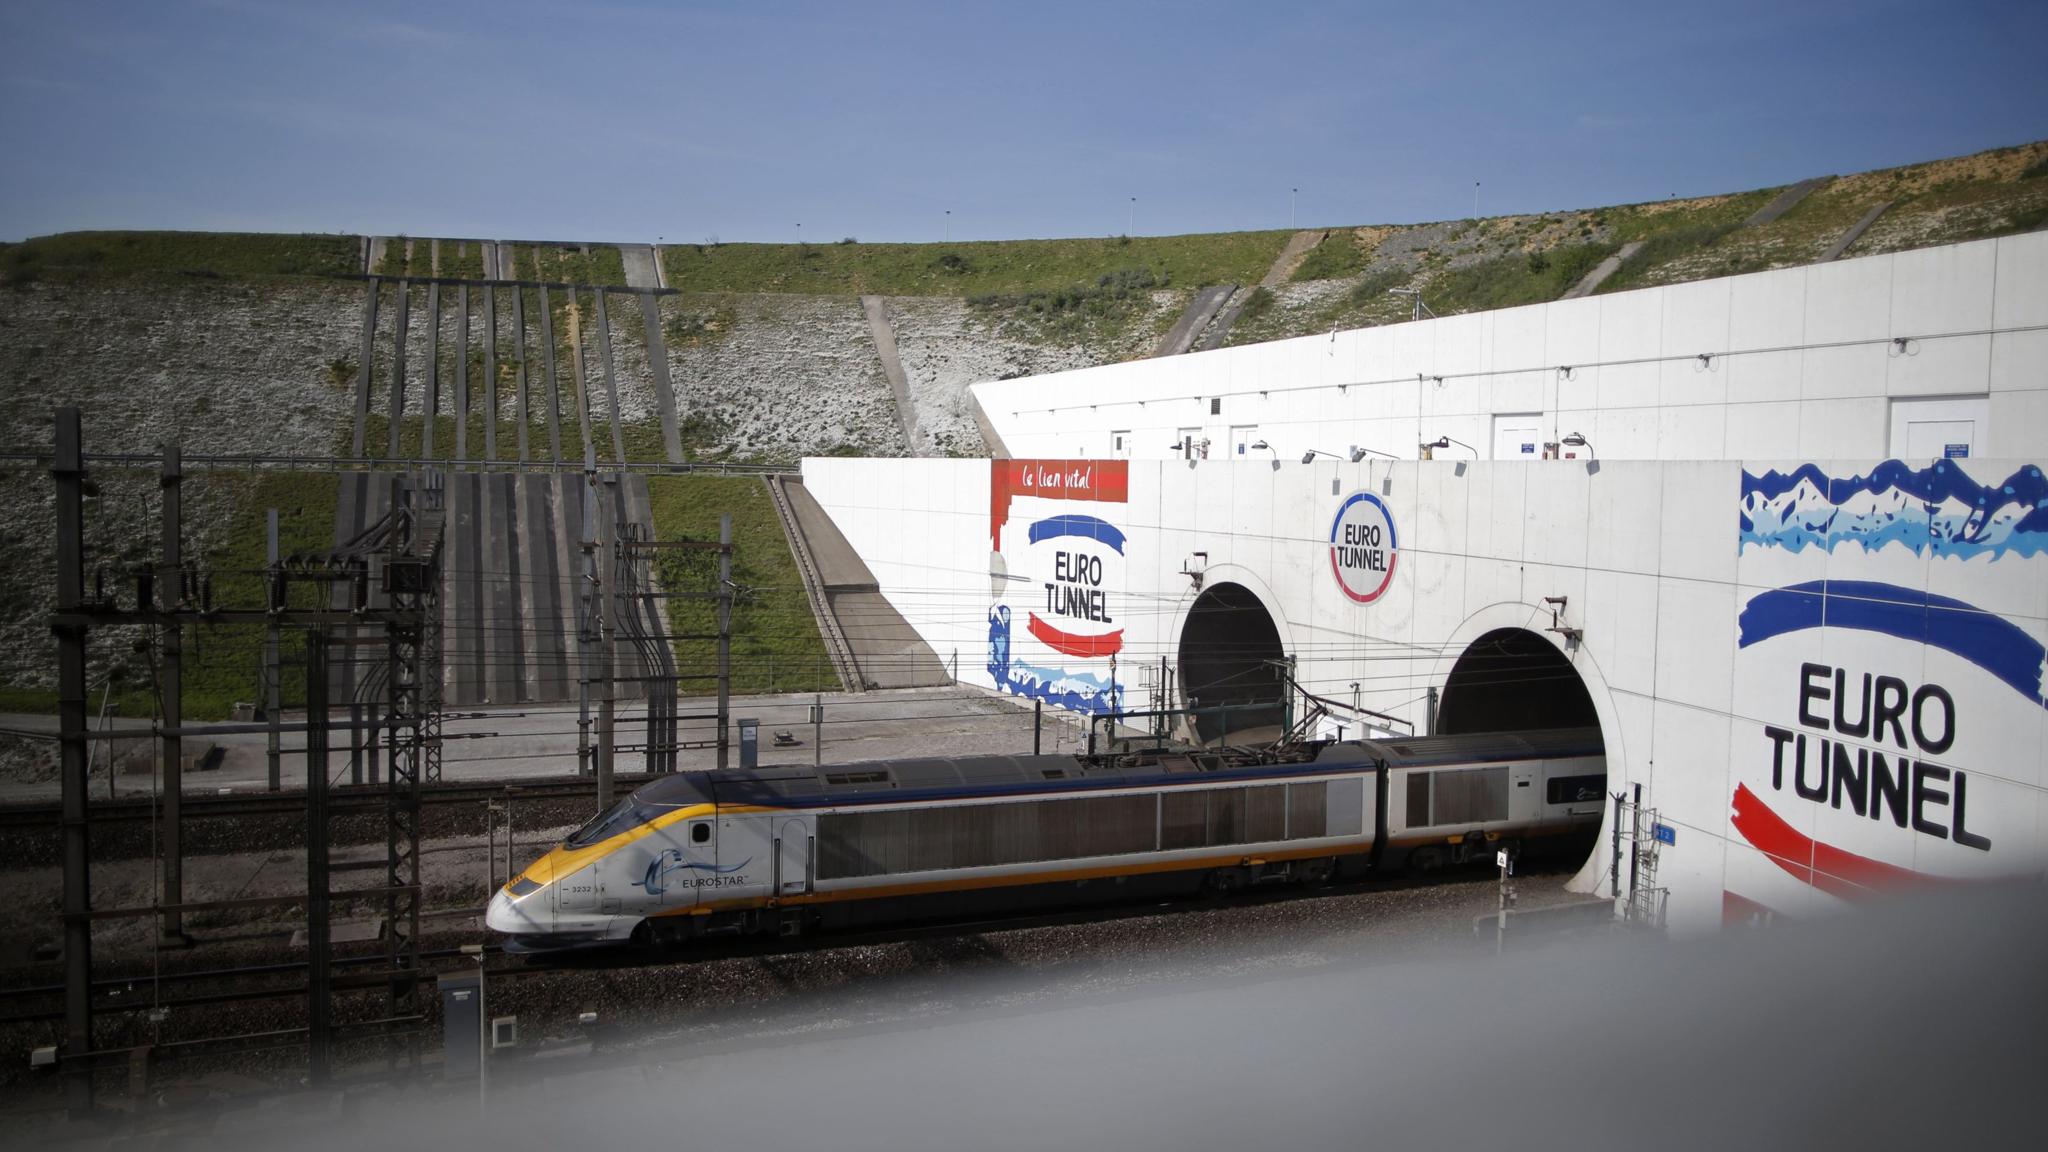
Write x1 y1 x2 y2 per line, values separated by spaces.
1177 582 1287 744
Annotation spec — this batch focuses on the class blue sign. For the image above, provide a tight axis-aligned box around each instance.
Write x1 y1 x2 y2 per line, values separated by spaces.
1652 822 1676 846
1943 443 1970 459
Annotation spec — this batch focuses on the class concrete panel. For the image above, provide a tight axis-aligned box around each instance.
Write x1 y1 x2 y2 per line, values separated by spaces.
1655 461 1736 586
1543 297 1601 380
1487 302 1547 380
1796 398 1886 458
1658 276 1732 408
1645 695 1737 849
1992 231 2048 330
456 472 485 704
1723 346 1801 408
1652 577 1737 715
1887 333 1992 398
1890 239 1997 340
1803 255 1892 345
639 292 684 463
1988 329 2048 394
522 475 568 701
1727 264 1805 347
1581 567 1657 696
1596 407 1659 460
1585 463 1662 575
1724 400 1801 458
481 474 515 704
1657 404 1726 459
1801 339 1888 401
1986 390 2048 458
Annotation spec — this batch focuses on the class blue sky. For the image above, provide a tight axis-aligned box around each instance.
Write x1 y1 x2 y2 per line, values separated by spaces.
2 0 2043 243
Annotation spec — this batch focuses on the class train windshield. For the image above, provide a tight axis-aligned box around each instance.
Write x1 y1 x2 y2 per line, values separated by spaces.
564 794 672 849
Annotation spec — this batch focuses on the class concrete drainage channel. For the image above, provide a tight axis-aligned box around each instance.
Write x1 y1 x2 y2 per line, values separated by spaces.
765 474 862 692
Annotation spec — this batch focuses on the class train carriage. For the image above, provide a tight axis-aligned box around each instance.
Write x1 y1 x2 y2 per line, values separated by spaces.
486 729 1605 951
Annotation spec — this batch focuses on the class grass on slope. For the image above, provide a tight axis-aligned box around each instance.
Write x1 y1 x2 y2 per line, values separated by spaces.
1289 228 1378 281
4 231 358 284
1592 187 1783 294
646 476 838 695
659 231 1294 296
1427 242 1618 314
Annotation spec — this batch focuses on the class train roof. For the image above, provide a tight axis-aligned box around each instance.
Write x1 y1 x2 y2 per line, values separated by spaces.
626 726 1599 810
1358 727 1605 767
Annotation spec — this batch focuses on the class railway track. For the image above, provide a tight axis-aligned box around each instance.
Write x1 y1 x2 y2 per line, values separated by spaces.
0 773 656 831
0 865 1549 1026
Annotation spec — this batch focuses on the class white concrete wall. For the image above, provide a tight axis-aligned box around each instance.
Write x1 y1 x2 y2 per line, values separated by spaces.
974 233 2048 466
803 233 2048 933
803 452 2048 935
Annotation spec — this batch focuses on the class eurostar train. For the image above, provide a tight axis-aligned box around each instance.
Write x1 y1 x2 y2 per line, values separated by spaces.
485 729 1605 951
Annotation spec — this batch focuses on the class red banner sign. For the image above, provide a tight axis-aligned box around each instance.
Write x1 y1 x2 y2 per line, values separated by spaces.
990 459 1129 550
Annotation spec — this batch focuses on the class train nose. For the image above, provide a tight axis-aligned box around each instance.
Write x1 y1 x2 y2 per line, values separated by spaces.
485 880 547 936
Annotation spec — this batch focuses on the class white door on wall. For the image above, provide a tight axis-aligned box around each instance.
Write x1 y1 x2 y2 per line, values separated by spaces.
1889 396 1988 460
1230 425 1260 458
1492 414 1543 461
1175 427 1202 459
1109 430 1131 459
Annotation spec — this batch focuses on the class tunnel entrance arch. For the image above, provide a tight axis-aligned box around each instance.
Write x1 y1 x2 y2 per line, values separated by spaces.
1177 582 1287 744
1432 625 1607 877
1435 628 1599 735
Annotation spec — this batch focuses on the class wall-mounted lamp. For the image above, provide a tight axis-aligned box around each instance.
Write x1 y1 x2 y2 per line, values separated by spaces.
1420 435 1476 460
1561 431 1594 458
1301 449 1344 464
1350 447 1400 462
1557 365 1576 380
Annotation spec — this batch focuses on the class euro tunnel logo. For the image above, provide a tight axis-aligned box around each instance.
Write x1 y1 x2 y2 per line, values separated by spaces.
1330 492 1398 604
1025 513 1125 658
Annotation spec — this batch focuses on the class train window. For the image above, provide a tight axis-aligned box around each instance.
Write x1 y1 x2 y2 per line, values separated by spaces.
564 795 669 849
1162 790 1206 850
1425 767 1509 825
691 822 710 844
1206 788 1247 846
1546 774 1605 805
824 794 1162 879
1246 786 1285 842
826 770 891 786
1287 782 1328 839
1406 773 1431 828
1042 769 1068 779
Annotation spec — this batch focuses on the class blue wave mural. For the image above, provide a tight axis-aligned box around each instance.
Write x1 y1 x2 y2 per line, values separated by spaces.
1738 580 2047 709
987 605 1122 716
1027 514 1127 554
1740 460 2048 558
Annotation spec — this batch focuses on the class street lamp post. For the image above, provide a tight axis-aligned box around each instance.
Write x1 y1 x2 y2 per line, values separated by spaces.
944 210 950 242
1291 187 1298 229
1128 197 1136 236
1473 182 1480 219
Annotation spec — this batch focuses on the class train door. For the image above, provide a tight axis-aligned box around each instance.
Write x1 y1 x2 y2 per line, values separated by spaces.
1510 762 1539 822
773 817 813 897
636 816 713 913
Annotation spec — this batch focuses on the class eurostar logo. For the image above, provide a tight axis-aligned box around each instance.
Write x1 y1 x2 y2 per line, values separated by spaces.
640 851 750 896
